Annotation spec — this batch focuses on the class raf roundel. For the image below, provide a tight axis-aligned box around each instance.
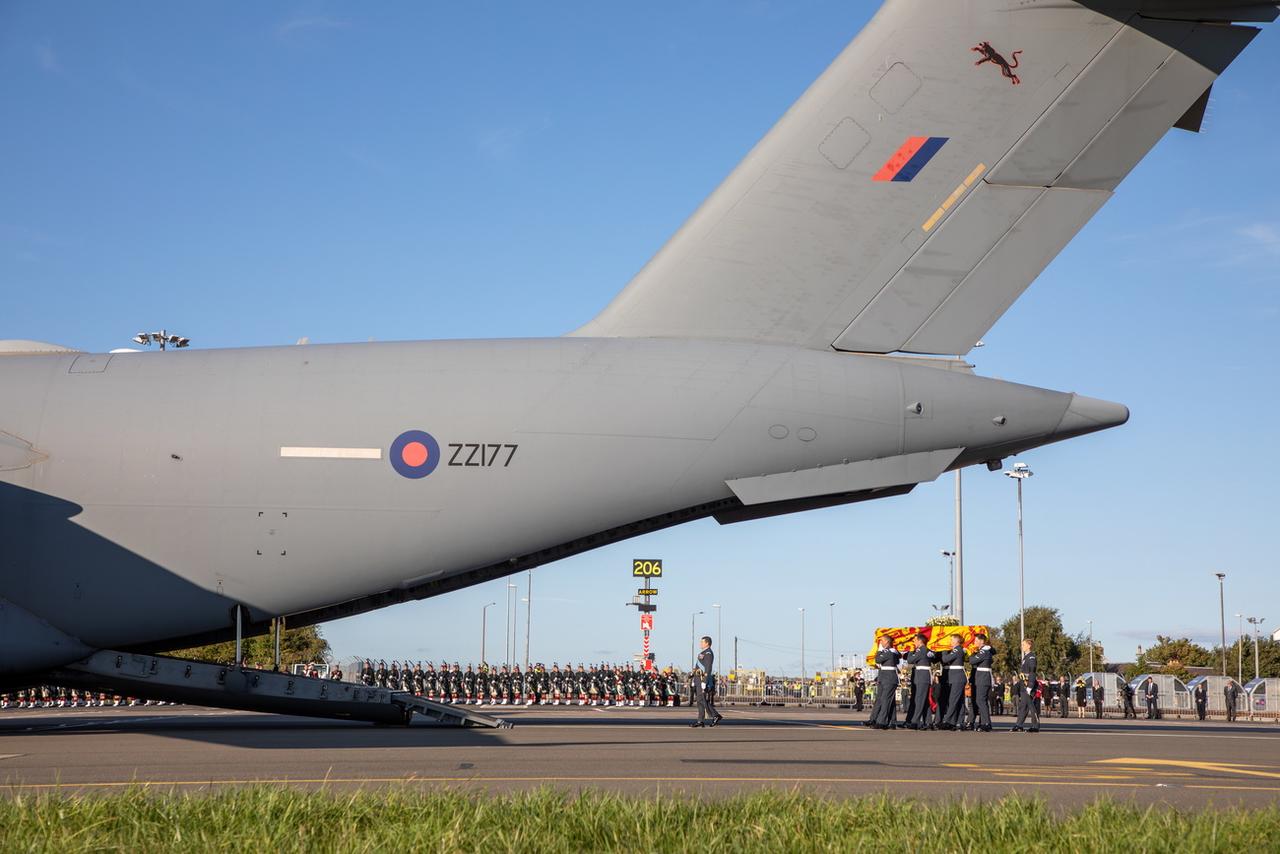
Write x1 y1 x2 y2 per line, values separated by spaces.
389 430 441 479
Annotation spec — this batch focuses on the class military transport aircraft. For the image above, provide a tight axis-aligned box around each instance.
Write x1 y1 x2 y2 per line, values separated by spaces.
1 0 1274 719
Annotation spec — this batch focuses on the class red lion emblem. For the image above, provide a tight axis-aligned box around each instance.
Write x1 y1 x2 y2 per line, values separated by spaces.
972 41 1023 85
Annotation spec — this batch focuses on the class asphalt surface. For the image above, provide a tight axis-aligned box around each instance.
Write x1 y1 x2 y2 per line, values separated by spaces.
1 704 1277 808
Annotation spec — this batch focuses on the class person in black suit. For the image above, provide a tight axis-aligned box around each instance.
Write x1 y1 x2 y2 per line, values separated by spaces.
1194 681 1207 720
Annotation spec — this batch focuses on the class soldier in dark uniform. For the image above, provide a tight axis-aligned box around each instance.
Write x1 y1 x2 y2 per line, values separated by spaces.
1012 638 1039 732
360 659 375 686
852 672 865 712
866 635 901 729
939 634 967 730
1121 680 1137 718
375 660 388 689
968 633 994 732
1194 680 1208 720
690 636 722 727
904 633 935 730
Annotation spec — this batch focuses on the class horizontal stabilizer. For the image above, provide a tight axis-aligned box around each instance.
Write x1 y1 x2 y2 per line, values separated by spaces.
573 0 1271 355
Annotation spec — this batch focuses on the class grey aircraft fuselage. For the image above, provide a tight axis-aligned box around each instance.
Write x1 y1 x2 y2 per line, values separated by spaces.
13 0 1269 682
0 338 1123 674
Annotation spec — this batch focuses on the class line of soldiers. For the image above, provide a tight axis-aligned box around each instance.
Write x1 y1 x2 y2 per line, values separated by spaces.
0 687 175 708
357 660 687 706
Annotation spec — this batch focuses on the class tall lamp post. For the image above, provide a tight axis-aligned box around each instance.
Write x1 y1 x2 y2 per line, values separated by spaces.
1087 619 1094 675
690 610 703 670
1250 617 1265 680
828 602 836 672
712 603 722 682
799 607 806 693
954 469 964 623
481 601 496 665
1004 462 1034 646
1236 613 1245 684
524 569 532 670
1247 617 1265 680
1215 573 1227 676
941 551 956 615
505 582 517 666
131 330 190 351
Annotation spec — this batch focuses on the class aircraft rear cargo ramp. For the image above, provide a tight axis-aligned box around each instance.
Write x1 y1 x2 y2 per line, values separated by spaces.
47 651 512 728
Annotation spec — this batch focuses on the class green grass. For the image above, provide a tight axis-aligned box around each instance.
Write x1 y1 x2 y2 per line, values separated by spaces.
0 787 1277 853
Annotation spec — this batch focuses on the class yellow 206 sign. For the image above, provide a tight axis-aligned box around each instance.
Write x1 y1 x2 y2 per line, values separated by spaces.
632 559 663 578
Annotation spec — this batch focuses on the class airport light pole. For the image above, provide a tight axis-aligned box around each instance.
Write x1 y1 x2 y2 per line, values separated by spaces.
506 582 517 667
712 603 722 682
954 469 964 623
1236 613 1244 684
941 550 955 616
524 569 532 670
1215 573 1227 676
481 601 496 665
1004 462 1033 647
690 611 703 670
799 607 806 692
1247 617 1265 680
1088 620 1094 675
131 330 191 351
828 602 836 672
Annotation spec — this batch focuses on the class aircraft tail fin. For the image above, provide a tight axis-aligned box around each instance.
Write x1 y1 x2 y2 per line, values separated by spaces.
571 0 1273 355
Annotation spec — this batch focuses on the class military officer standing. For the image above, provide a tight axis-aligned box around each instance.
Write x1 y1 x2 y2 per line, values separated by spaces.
968 633 994 732
940 634 967 730
903 633 935 730
691 636 722 727
866 635 901 729
1012 638 1039 732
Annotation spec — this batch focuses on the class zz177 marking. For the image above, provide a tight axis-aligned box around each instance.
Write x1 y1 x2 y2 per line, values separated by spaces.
448 443 518 468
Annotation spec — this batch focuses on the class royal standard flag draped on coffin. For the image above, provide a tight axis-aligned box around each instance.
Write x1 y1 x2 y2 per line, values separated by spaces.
865 625 989 665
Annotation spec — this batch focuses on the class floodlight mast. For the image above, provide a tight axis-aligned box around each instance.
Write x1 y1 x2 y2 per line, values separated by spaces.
131 330 191 351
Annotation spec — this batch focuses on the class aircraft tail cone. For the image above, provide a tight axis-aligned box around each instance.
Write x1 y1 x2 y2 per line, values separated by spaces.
1054 393 1130 440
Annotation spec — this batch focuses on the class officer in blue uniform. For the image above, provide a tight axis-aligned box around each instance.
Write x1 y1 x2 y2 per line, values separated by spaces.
968 632 994 732
904 633 935 730
691 636 722 727
940 634 967 730
865 635 901 729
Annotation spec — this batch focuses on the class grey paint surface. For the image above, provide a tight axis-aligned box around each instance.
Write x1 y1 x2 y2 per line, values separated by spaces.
2 0 1272 686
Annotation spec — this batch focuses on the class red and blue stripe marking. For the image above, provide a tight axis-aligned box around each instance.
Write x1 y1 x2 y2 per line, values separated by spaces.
872 136 948 182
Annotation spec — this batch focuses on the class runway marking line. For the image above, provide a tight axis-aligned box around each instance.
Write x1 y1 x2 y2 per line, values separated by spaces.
1093 758 1280 780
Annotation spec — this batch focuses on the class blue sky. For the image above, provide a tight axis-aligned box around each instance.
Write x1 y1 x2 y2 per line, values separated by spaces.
3 2 1277 672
